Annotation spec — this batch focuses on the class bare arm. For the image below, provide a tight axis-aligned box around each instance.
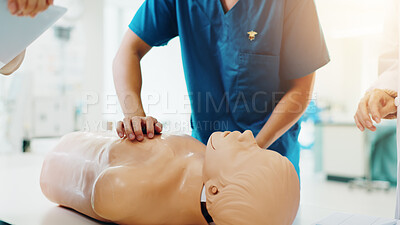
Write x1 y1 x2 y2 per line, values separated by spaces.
113 30 162 141
0 50 26 75
113 30 151 117
256 72 315 149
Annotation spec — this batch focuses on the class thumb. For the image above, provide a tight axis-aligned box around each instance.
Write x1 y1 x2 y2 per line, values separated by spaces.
8 0 18 14
380 98 397 118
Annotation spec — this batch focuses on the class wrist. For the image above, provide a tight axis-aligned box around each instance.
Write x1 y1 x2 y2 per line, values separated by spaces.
0 63 17 75
0 50 25 75
382 89 397 99
123 108 146 118
119 93 145 117
255 134 273 149
0 65 6 75
382 89 398 119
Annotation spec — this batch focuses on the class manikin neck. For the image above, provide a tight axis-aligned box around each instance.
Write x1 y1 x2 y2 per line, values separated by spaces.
200 184 213 223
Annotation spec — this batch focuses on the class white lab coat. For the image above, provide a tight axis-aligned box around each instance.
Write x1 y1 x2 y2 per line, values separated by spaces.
369 0 400 219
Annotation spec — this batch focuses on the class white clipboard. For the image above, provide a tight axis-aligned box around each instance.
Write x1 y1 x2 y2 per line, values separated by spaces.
0 0 67 67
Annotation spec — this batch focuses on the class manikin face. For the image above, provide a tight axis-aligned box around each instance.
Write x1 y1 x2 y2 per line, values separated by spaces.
203 130 260 182
202 130 300 225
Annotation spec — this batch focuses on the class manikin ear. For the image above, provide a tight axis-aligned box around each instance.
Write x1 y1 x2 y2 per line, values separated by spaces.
205 180 220 197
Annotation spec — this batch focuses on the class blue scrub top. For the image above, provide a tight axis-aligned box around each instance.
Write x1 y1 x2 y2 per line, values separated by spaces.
129 0 330 175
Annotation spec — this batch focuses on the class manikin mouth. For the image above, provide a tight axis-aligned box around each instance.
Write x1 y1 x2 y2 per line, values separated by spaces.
223 132 230 137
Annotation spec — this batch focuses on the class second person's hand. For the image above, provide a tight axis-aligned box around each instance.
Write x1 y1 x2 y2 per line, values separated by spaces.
8 0 53 17
116 116 163 142
354 89 397 132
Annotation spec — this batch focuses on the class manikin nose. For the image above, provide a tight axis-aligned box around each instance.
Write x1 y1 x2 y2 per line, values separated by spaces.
239 130 255 141
243 130 254 137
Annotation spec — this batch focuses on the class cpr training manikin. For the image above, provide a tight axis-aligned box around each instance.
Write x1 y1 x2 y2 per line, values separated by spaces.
40 130 300 225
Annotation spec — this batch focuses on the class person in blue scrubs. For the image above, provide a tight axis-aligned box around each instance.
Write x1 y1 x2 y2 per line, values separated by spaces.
114 0 330 176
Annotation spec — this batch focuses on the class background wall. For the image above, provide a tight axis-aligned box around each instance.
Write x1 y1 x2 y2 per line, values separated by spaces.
0 0 394 153
315 0 391 122
102 0 189 134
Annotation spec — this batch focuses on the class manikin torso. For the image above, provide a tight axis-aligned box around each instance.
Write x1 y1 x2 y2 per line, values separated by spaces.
40 132 208 225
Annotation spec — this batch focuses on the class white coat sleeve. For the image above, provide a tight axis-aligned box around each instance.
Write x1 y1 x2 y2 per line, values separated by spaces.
368 0 399 92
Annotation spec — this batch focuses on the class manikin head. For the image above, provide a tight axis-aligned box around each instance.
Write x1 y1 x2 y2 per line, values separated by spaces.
203 130 300 225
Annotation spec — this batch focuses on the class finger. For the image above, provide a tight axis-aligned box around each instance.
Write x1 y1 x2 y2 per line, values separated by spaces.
145 117 155 138
16 0 26 14
123 118 135 140
131 117 144 141
380 99 397 118
356 101 368 129
116 121 125 138
155 122 163 133
8 0 18 14
367 94 382 123
47 0 53 4
369 125 377 132
23 0 38 16
360 111 376 131
34 0 47 15
354 115 365 132
357 98 374 130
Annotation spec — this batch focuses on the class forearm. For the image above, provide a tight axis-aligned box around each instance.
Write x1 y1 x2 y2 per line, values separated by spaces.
256 89 311 148
113 50 146 118
0 50 25 75
113 30 152 118
256 73 315 149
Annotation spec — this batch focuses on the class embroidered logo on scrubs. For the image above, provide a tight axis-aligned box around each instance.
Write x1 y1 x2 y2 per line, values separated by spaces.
247 30 258 41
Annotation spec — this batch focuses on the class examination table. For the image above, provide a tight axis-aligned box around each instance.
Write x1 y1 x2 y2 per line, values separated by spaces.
0 153 393 225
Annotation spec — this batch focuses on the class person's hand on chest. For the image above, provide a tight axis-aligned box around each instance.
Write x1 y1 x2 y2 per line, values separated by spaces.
116 116 163 142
